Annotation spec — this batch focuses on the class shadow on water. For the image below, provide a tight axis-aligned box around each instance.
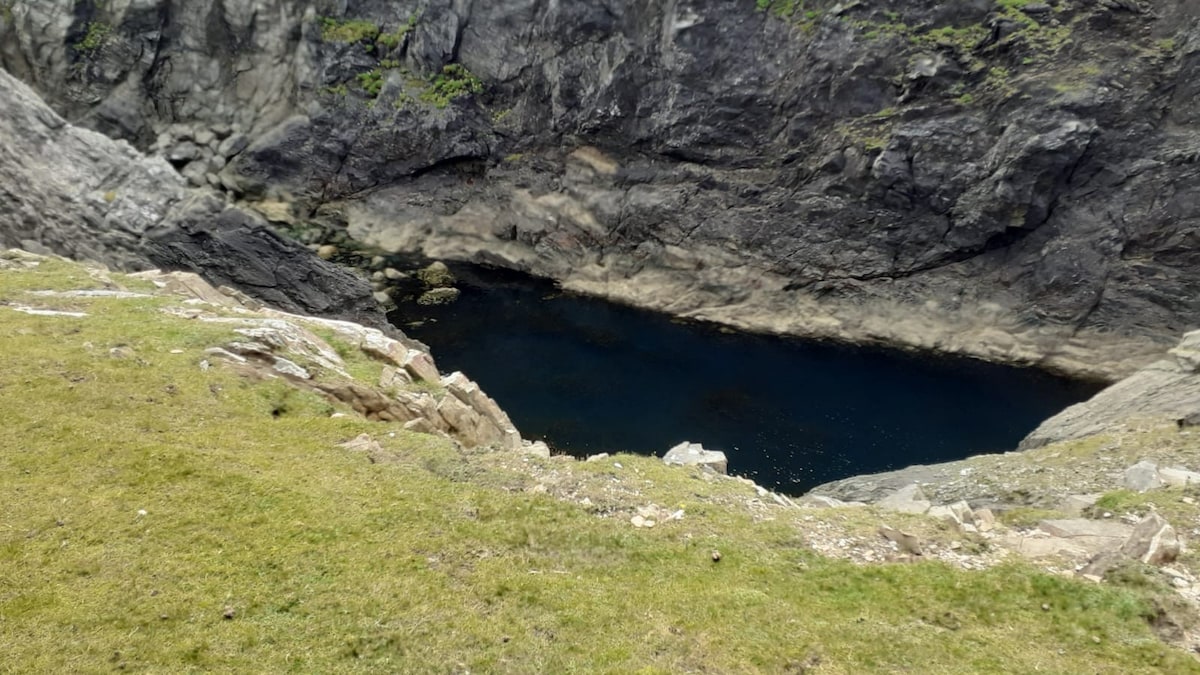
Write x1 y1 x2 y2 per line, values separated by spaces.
388 262 1103 495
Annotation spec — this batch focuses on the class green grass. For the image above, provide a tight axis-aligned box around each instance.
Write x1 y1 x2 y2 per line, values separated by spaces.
419 64 483 108
1089 487 1200 527
73 21 110 54
319 18 379 44
0 257 1197 672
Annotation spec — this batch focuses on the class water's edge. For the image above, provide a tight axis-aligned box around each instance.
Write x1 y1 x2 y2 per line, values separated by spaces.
387 259 1102 496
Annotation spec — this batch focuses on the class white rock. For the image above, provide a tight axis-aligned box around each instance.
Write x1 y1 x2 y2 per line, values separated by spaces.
1159 466 1200 488
662 441 728 474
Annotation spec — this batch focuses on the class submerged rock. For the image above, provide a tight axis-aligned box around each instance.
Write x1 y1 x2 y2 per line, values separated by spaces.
417 262 455 288
417 288 461 305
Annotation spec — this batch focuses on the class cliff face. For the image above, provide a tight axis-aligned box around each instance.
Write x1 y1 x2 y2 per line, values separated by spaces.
0 66 383 327
4 0 1200 377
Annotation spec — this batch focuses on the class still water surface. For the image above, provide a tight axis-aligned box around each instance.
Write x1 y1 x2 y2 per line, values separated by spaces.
390 263 1100 495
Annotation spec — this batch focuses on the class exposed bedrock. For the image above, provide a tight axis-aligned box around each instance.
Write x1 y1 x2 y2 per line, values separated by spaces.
0 67 384 328
5 0 1200 377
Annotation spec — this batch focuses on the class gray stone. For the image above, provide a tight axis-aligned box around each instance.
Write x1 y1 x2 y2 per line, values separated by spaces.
270 356 310 379
878 526 923 555
217 133 250 158
1158 466 1200 488
974 508 996 532
662 442 728 474
402 349 441 384
180 161 208 187
1035 519 1133 557
1123 460 1165 492
1059 494 1102 516
338 434 383 455
379 365 413 390
875 483 931 515
1120 513 1181 565
167 141 201 163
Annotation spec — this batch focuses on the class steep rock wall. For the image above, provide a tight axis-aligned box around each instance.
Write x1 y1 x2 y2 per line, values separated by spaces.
5 0 1200 377
0 66 383 327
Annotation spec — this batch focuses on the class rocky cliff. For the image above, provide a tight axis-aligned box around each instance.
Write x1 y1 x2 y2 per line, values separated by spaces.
4 0 1200 378
0 66 383 327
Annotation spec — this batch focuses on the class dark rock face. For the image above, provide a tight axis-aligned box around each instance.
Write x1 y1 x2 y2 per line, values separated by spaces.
5 0 1200 376
0 67 383 328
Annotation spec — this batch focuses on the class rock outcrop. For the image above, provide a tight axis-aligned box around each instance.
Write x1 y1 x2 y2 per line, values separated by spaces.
811 328 1200 508
1020 330 1200 449
5 0 1200 377
662 441 728 474
4 249 522 451
0 67 382 328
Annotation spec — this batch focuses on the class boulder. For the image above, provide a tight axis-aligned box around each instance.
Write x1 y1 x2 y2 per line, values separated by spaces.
402 349 441 383
417 261 455 287
1120 513 1181 565
662 442 728 474
1123 460 1165 492
875 483 931 515
927 501 975 528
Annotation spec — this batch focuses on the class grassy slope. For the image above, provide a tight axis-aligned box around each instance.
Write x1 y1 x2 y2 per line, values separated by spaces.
0 258 1196 673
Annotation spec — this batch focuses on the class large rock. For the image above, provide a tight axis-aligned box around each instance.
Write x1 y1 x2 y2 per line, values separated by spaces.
1123 460 1166 493
1004 518 1133 560
875 483 932 515
1120 513 1181 566
1021 331 1200 449
662 442 728 474
6 0 1200 378
0 67 384 328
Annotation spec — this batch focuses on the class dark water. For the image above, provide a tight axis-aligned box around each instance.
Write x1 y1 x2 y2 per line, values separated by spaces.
388 263 1101 495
